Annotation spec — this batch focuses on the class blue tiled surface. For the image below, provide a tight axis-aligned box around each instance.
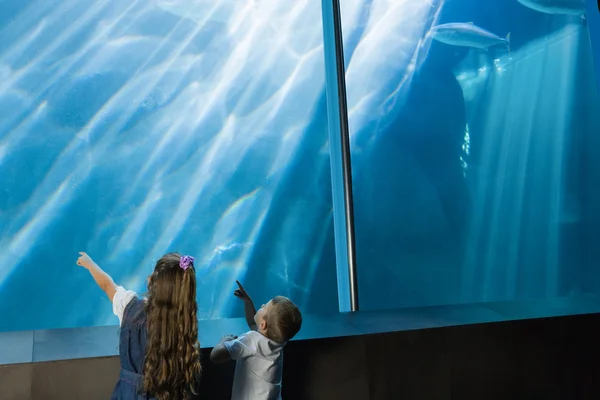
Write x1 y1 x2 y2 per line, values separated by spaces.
482 296 600 321
0 296 598 365
293 313 363 341
344 308 445 334
33 325 119 362
342 304 506 335
412 304 508 326
0 330 33 365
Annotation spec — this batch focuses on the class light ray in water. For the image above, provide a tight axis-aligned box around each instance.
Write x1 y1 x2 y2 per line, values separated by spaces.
207 208 269 320
460 24 582 301
0 1 219 289
1 0 461 329
105 0 442 324
111 2 328 306
0 0 149 163
344 0 444 152
0 175 73 286
0 1 150 151
0 1 112 96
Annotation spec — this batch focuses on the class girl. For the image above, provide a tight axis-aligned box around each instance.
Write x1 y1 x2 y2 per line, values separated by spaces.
77 251 202 400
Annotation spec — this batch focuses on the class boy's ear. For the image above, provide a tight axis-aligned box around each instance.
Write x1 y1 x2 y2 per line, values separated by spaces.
259 316 267 331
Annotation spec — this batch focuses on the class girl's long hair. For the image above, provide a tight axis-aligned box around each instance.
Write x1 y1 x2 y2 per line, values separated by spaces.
143 252 201 399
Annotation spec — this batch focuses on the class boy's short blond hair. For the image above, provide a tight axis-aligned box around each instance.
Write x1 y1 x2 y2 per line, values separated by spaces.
265 296 302 343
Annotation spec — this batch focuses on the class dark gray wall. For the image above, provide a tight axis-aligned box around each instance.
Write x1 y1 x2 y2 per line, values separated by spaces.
2 314 599 399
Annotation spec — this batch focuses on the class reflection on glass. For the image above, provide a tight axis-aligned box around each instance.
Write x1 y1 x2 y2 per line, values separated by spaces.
340 0 600 309
0 0 337 331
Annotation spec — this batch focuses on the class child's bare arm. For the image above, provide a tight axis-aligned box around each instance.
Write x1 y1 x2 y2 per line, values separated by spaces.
210 335 237 364
242 300 257 330
77 252 117 301
235 281 257 330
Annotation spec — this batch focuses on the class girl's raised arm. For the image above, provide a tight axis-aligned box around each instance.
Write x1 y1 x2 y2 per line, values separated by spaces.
77 252 117 301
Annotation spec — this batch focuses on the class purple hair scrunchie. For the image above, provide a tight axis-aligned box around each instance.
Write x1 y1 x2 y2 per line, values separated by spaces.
180 255 195 271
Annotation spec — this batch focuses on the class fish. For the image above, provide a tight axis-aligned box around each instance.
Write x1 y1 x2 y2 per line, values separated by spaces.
429 22 511 51
516 0 586 16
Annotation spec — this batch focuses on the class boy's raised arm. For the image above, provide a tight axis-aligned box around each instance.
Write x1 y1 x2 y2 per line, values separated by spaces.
234 281 257 330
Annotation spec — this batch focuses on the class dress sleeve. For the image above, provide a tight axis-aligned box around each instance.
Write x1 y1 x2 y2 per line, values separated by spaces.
112 286 138 326
223 332 258 360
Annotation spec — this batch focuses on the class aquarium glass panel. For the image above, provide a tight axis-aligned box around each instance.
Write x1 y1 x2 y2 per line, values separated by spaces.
0 0 338 331
340 0 600 309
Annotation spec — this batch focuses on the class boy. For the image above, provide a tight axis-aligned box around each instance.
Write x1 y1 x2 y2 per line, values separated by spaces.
210 281 302 400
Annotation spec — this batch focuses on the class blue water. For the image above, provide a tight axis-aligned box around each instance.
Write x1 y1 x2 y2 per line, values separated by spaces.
0 0 338 331
342 0 600 310
0 0 599 331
